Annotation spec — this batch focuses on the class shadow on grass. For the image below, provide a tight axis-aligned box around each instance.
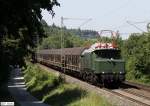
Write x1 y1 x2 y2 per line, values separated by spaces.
28 79 61 100
44 88 86 106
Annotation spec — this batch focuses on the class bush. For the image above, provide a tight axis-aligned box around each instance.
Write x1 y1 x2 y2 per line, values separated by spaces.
24 62 62 99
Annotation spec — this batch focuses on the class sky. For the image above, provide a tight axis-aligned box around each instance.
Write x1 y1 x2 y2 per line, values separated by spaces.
42 0 150 39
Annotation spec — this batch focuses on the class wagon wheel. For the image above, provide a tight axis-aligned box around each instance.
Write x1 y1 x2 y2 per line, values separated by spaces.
92 74 98 85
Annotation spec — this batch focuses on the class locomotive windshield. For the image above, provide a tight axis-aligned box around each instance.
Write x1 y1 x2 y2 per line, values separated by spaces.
94 49 121 59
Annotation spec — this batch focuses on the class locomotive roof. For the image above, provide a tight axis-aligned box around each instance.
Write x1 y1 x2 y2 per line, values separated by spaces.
38 47 86 55
82 42 118 54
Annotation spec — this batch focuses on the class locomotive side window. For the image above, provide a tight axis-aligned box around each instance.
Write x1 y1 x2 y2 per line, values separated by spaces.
94 49 121 59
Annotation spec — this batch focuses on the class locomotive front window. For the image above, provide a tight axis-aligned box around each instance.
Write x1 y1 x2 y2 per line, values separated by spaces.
94 49 121 59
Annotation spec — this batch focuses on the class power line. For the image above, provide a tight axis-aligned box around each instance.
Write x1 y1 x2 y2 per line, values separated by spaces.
126 21 145 32
102 0 131 17
61 17 92 29
127 20 150 24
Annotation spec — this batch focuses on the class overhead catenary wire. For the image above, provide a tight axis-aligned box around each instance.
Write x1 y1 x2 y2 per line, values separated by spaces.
61 17 92 29
101 0 131 17
111 19 150 36
126 21 145 32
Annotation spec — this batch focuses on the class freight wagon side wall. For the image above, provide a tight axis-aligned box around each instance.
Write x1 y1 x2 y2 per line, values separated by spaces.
36 53 83 72
64 55 81 71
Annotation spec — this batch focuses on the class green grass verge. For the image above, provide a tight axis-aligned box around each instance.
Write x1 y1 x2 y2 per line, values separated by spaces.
24 62 112 106
126 73 150 86
127 79 150 86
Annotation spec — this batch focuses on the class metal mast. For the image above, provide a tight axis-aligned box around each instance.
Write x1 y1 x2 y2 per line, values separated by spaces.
60 16 92 72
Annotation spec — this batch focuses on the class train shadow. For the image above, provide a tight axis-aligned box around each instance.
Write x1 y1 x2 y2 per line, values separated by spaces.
106 82 139 90
119 82 139 89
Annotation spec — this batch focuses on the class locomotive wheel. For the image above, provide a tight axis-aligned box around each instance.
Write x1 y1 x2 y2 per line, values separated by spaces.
83 72 87 81
86 73 91 82
92 74 98 85
86 72 98 85
89 73 94 84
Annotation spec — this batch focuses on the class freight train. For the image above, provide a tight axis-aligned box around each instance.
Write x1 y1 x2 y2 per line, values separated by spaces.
36 42 125 87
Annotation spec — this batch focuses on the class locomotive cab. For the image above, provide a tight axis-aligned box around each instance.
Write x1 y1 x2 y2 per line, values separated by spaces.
93 49 125 84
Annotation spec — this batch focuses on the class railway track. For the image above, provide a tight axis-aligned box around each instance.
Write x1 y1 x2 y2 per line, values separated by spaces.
124 81 150 92
116 81 150 105
110 88 150 106
123 88 150 100
38 63 150 106
105 81 150 106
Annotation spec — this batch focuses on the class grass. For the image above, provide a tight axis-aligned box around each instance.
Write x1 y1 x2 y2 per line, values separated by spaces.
69 92 110 106
126 73 150 86
43 84 110 106
127 78 150 86
24 62 112 106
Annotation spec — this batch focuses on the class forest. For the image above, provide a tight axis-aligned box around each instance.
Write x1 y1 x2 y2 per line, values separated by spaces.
39 22 150 85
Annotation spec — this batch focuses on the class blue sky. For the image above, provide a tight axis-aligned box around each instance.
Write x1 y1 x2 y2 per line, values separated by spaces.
42 0 150 39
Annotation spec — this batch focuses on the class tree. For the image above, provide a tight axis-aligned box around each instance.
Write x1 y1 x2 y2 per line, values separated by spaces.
0 0 59 46
0 0 60 85
122 32 150 84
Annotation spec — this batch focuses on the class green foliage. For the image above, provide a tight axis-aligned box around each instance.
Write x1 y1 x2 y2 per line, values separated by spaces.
122 33 150 84
0 0 59 38
39 25 123 49
69 92 111 106
40 35 61 49
43 84 86 106
0 0 59 85
24 63 111 106
39 26 88 49
24 62 62 100
68 28 99 38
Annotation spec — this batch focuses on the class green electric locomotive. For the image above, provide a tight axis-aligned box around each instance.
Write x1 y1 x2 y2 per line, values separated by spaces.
80 43 125 86
36 42 125 87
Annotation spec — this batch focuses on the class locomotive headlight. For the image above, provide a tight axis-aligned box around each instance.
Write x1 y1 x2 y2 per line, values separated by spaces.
120 72 122 74
102 72 105 74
